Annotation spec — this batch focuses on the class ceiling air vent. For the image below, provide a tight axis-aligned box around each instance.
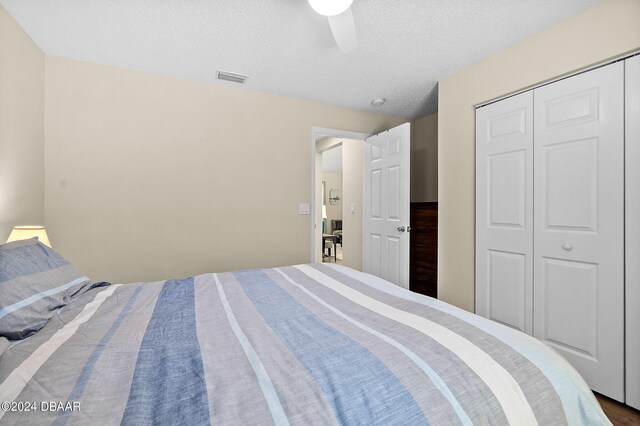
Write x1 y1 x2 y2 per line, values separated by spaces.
217 70 247 84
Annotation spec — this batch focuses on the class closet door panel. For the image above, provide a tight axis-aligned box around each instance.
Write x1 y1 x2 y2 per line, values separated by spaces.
476 92 533 334
626 54 640 410
533 62 624 400
543 139 597 230
541 258 597 356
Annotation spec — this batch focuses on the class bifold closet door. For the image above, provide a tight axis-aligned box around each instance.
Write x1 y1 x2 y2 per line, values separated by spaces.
533 62 624 400
476 91 533 334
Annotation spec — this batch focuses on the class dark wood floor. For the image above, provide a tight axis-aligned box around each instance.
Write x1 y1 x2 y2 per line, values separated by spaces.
595 393 640 425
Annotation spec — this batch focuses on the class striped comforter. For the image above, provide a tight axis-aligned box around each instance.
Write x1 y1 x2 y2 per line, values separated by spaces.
0 264 609 425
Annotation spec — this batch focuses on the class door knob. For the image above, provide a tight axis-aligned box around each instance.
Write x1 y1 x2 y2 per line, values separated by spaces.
397 226 406 232
562 243 572 251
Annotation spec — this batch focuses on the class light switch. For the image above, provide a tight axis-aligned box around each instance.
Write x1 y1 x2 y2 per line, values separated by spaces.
351 203 356 214
298 203 310 215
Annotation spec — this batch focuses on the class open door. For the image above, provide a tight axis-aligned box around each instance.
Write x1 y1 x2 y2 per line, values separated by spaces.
363 123 410 288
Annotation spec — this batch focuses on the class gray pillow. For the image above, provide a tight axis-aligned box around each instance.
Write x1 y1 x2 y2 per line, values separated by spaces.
0 238 98 339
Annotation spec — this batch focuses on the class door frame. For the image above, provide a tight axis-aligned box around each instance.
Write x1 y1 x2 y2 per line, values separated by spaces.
625 54 640 409
310 127 371 263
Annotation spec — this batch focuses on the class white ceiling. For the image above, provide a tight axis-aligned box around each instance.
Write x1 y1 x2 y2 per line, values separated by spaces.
323 146 343 173
1 0 597 119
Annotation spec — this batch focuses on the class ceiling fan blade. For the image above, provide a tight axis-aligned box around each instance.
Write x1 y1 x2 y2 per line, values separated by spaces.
327 7 357 53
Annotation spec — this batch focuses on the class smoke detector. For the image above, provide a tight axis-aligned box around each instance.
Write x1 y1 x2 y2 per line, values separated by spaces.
371 98 386 106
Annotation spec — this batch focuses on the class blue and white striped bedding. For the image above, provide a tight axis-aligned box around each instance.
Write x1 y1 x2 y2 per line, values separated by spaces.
0 264 610 425
0 239 95 340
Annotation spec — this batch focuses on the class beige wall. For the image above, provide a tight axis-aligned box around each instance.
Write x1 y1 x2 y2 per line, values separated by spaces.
341 139 364 271
411 113 438 202
0 6 44 242
438 0 640 311
44 56 403 283
322 171 342 232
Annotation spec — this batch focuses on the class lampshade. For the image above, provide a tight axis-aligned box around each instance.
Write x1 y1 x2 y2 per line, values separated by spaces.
322 205 328 219
6 226 51 248
308 0 353 17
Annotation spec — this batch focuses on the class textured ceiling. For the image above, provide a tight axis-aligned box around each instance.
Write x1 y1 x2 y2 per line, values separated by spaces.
1 0 597 119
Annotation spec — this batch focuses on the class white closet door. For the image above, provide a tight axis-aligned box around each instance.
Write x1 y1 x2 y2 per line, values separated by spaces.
626 54 640 410
476 91 534 334
533 62 624 400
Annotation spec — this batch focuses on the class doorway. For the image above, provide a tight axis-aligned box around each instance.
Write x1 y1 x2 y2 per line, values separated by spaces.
321 145 343 264
310 124 411 288
310 127 370 270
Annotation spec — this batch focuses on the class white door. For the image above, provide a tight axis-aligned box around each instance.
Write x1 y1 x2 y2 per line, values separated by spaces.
475 92 534 334
625 55 640 410
533 62 624 400
364 123 410 288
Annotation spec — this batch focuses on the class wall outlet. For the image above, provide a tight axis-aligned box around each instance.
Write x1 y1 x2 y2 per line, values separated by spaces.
298 203 310 215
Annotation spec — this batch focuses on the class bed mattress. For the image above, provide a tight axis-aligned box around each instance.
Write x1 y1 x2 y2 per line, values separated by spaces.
0 263 609 425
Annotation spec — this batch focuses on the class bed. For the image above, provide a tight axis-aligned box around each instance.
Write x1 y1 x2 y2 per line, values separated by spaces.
0 239 610 425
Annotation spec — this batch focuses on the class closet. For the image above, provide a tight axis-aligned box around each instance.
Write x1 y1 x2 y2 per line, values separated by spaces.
475 56 639 406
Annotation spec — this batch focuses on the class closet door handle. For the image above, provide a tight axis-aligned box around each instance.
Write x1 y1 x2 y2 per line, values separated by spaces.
562 243 572 251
